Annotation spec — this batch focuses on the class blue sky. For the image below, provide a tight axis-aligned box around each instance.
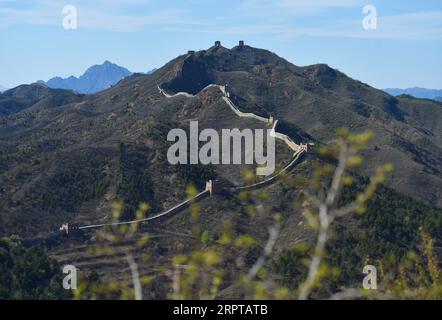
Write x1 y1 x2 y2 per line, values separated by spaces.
0 0 441 89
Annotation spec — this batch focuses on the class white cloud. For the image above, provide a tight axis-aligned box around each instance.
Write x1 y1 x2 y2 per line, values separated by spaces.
274 0 362 10
286 11 442 40
1 0 441 40
236 0 363 16
165 10 442 41
0 0 208 31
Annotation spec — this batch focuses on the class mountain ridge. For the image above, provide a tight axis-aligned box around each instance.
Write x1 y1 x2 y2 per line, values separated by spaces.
138 43 442 207
0 83 82 117
0 43 442 238
41 61 132 94
385 87 442 102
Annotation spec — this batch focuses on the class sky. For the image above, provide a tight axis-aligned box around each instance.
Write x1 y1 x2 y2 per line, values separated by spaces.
0 0 441 90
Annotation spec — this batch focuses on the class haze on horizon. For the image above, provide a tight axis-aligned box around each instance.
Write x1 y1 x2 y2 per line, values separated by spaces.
0 0 441 90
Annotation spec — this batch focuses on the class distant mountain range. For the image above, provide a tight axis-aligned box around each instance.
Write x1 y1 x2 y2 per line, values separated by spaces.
39 61 131 94
384 87 442 102
39 61 156 94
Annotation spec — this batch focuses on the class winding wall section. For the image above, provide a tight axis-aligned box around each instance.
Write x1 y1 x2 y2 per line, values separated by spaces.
48 83 311 236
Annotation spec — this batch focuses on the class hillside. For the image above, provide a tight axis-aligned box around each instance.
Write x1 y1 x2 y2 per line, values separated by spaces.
1 43 442 298
158 43 442 207
0 83 82 117
0 43 441 237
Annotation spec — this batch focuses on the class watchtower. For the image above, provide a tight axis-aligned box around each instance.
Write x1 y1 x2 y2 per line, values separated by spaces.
188 50 195 54
60 223 69 235
205 180 213 196
239 40 244 47
300 143 309 153
214 41 221 48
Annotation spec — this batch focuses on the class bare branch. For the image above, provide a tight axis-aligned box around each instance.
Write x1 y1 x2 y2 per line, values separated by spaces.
298 139 350 300
171 265 189 300
126 253 142 300
245 223 281 282
326 139 348 206
298 203 330 300
330 202 360 220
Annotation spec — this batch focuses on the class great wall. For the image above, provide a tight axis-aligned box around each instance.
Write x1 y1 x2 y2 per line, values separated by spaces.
34 41 312 240
55 81 310 236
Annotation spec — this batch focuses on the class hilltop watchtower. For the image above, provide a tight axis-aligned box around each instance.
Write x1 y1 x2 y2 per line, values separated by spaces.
59 223 69 235
239 40 244 47
214 41 221 47
300 143 309 153
205 180 213 196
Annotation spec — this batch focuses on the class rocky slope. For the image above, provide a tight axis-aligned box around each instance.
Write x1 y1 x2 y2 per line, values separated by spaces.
1 43 442 238
2 43 442 297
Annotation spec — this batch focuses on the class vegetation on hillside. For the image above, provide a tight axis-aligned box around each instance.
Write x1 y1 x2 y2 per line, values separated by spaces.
0 237 70 299
69 130 441 300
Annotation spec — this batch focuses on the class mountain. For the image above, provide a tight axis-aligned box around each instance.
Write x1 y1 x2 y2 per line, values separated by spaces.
384 87 442 101
0 85 7 93
1 43 441 297
42 61 132 94
1 43 441 231
0 83 82 116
